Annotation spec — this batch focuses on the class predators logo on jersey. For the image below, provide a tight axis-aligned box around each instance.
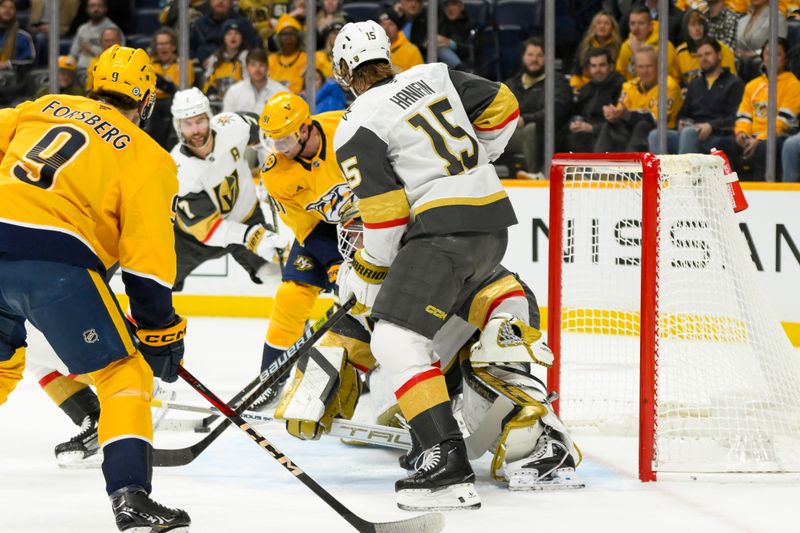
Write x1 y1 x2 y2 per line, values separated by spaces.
293 255 315 271
306 183 351 224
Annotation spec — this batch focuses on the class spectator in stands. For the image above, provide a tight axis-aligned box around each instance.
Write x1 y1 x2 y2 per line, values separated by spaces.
635 0 685 43
648 37 743 154
379 9 423 73
436 0 474 70
191 0 259 65
570 11 622 94
288 0 308 27
303 68 347 112
239 0 282 43
675 10 736 87
83 26 122 92
396 0 428 56
28 0 80 66
566 47 624 153
596 46 682 152
147 27 195 149
224 48 285 114
503 37 571 178
69 0 121 69
732 38 800 180
705 0 740 49
203 20 250 102
315 22 342 79
316 0 346 38
34 55 83 98
617 6 678 81
735 0 788 82
159 0 206 31
0 0 35 70
268 14 307 93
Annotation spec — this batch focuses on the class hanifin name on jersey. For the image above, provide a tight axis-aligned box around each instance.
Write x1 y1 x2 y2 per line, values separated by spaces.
40 99 132 149
389 80 436 110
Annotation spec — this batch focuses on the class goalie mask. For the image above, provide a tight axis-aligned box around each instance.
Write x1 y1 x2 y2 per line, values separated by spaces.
336 199 363 263
332 21 391 91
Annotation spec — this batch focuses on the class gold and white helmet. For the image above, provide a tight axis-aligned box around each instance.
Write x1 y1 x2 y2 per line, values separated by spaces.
332 21 390 90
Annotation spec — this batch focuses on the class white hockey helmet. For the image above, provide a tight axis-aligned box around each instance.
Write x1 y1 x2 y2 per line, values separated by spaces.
332 21 391 89
171 87 213 142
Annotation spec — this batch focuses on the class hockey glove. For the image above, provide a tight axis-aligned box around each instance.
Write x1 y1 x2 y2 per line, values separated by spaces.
244 224 290 263
136 316 187 383
338 249 387 315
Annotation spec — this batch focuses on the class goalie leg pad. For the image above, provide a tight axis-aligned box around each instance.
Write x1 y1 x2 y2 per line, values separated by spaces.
470 313 553 367
275 346 361 440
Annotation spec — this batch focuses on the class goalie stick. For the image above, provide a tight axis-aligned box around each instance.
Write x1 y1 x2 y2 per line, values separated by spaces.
152 398 413 450
178 364 444 533
153 297 355 467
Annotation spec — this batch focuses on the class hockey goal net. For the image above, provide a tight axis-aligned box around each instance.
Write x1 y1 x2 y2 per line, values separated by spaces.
547 152 800 481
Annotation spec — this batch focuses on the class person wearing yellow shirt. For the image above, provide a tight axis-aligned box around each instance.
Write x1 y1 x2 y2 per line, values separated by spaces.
734 39 800 180
0 45 190 531
256 93 353 405
596 45 682 152
269 14 307 94
675 9 736 86
147 27 195 148
617 6 678 82
315 21 343 79
379 9 423 72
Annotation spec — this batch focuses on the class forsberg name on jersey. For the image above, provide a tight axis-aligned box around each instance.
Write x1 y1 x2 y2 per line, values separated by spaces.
40 99 131 149
389 80 436 110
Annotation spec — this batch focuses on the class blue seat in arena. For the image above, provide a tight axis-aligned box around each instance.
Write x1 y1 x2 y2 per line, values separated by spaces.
135 0 162 8
59 37 73 56
496 25 526 80
127 34 152 52
494 0 543 37
133 8 162 36
342 2 383 23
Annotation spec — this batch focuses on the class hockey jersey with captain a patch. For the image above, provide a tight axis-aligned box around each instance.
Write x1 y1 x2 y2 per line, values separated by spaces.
171 112 261 247
259 110 353 245
334 63 520 267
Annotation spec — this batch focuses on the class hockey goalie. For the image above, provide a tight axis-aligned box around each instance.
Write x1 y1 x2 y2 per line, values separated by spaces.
274 211 584 511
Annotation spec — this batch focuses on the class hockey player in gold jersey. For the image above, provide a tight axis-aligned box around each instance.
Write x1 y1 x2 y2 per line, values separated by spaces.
257 92 353 404
0 45 190 532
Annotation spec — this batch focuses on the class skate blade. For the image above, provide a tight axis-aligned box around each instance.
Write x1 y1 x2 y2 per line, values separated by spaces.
508 468 585 491
397 483 481 511
56 450 103 469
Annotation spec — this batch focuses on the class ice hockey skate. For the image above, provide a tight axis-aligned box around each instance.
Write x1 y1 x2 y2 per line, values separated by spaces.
395 439 481 511
503 428 584 491
111 487 191 532
54 414 102 469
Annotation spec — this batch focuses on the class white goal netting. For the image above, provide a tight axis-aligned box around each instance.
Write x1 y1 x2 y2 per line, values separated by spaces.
553 154 800 474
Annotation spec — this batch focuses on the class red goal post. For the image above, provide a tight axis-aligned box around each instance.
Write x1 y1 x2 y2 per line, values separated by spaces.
546 152 800 482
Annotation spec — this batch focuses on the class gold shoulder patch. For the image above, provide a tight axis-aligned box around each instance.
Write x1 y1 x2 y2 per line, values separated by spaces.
262 153 277 172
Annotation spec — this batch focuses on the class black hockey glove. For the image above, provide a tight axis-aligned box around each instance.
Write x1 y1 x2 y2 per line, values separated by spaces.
135 316 187 383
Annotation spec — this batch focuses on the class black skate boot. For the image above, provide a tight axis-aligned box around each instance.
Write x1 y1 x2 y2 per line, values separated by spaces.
398 428 423 471
395 438 481 511
111 487 191 532
504 427 584 491
54 414 101 468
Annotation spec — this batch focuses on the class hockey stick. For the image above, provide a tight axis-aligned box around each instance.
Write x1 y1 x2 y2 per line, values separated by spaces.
151 398 413 450
178 365 444 533
153 297 355 467
267 194 285 272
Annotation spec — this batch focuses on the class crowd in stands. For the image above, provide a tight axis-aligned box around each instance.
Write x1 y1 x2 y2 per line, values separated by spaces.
2 0 800 181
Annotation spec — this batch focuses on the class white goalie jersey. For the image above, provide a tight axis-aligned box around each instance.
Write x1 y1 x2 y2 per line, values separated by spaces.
171 112 262 247
334 63 520 266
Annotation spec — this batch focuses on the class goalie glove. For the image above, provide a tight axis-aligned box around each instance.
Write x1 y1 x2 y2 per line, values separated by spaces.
470 313 553 367
274 346 361 440
135 316 187 383
244 223 290 263
337 249 387 315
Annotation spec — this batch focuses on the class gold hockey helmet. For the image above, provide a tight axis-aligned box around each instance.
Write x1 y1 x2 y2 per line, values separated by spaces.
92 45 157 121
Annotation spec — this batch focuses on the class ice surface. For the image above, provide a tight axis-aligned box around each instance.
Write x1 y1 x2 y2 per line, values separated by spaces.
1 317 797 532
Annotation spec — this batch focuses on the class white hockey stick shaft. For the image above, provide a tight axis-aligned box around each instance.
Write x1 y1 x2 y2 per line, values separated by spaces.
151 398 412 450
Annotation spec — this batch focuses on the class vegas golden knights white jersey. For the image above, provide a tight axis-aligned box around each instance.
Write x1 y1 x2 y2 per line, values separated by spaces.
334 63 520 266
171 112 261 246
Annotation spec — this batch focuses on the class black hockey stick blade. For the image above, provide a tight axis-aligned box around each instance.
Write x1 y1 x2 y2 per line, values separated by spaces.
178 364 444 533
153 297 355 467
